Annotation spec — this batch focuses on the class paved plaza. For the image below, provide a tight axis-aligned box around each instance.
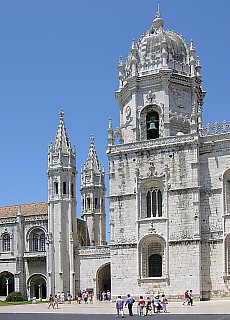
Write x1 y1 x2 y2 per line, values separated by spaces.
0 299 230 315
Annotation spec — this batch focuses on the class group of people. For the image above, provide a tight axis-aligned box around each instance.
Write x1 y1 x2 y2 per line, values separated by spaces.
48 291 65 309
48 289 94 309
116 294 168 317
98 290 111 301
76 290 94 303
183 289 193 306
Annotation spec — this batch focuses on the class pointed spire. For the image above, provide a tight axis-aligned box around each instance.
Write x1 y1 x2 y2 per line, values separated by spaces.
156 2 160 18
151 2 164 31
189 39 196 53
84 134 100 172
54 109 71 152
131 39 136 50
195 56 202 79
108 117 114 145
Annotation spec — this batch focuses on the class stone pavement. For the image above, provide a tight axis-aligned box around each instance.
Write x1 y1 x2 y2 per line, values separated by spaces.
0 299 230 314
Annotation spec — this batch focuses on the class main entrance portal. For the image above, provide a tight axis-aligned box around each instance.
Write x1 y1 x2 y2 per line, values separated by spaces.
97 263 111 295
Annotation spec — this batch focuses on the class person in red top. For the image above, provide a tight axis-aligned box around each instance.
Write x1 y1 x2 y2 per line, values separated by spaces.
137 296 145 316
182 290 189 305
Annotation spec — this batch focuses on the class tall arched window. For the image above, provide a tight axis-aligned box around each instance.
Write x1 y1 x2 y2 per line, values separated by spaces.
29 229 46 252
33 234 39 252
139 236 164 278
146 111 159 140
63 182 67 195
2 233 10 252
147 189 162 217
40 234 46 251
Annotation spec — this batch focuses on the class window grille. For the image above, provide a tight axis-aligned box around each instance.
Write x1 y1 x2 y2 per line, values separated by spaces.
2 233 10 252
146 189 162 218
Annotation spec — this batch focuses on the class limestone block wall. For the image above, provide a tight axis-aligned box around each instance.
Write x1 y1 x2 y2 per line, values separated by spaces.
79 246 110 295
200 241 228 299
199 133 230 298
169 242 201 296
110 245 138 298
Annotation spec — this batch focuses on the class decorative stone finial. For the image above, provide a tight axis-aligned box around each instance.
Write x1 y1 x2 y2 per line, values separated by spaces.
90 134 94 145
118 56 123 67
59 108 64 120
151 2 164 31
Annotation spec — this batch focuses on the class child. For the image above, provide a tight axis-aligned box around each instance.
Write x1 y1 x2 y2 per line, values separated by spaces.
137 296 145 316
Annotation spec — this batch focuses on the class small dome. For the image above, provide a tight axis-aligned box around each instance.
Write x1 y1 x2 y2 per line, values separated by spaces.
123 12 190 78
138 14 188 65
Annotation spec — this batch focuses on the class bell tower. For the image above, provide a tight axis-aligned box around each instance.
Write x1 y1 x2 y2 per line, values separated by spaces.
80 135 106 246
107 7 206 299
47 110 78 297
112 10 205 146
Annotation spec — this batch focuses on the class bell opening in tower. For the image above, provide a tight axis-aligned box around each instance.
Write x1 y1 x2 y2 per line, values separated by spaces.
146 111 159 140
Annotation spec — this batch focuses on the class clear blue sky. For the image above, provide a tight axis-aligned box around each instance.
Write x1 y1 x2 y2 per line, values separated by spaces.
0 0 229 217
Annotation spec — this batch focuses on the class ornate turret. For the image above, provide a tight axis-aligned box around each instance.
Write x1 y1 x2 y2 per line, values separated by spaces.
80 135 106 246
47 109 77 298
112 7 206 146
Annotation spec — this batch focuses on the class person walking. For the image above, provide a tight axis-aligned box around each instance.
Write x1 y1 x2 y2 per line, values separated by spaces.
161 294 168 313
61 291 65 304
48 294 54 309
77 290 82 303
67 291 72 303
53 295 59 309
116 295 125 318
125 294 135 316
145 297 152 316
183 290 189 305
83 291 89 303
152 295 161 313
188 290 193 306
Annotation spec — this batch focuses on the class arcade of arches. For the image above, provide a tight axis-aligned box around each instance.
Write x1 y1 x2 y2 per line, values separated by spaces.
27 274 46 300
0 271 14 296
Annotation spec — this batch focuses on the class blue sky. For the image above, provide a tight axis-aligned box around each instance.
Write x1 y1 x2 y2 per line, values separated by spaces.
0 0 229 219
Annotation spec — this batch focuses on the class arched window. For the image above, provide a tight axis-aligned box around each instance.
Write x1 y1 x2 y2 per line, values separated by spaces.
139 237 164 278
33 234 39 252
146 111 159 140
146 189 162 217
149 254 162 277
29 230 46 252
2 233 10 252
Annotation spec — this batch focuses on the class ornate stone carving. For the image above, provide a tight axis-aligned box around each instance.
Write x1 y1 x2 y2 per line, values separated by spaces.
148 222 156 234
173 89 184 108
145 90 157 105
201 121 230 136
108 135 195 154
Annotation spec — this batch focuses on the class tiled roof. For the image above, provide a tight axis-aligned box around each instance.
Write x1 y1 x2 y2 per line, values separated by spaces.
0 202 48 218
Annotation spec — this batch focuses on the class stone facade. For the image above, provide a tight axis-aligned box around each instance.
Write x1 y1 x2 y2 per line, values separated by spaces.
0 8 230 301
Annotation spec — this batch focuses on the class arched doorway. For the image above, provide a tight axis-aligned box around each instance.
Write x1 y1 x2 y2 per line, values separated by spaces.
0 271 14 296
27 274 46 300
97 263 111 296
